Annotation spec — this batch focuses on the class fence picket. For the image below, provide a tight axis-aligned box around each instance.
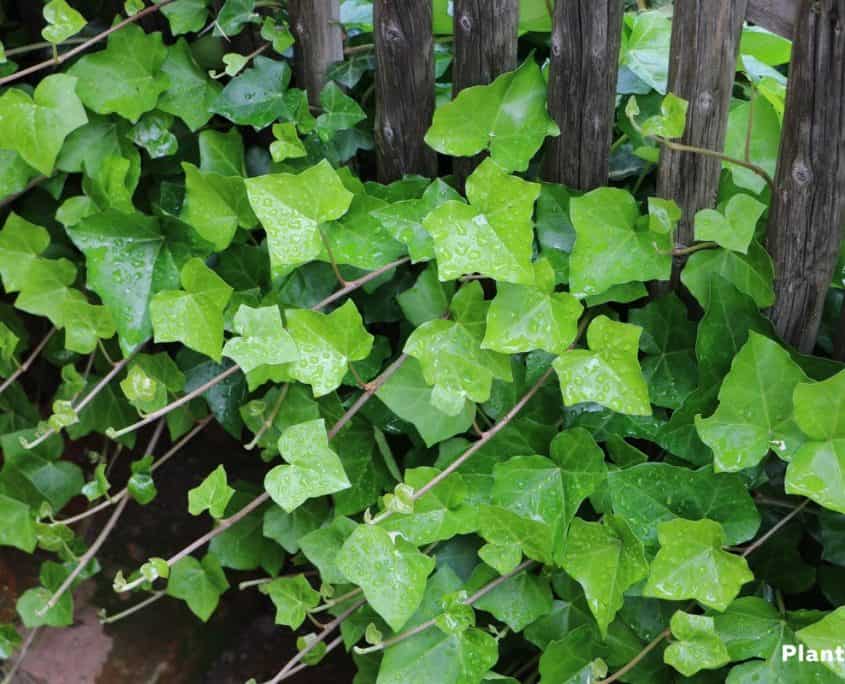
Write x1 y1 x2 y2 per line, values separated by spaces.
289 0 343 106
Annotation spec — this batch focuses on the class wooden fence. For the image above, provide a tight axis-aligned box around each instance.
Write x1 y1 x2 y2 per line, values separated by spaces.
291 0 842 354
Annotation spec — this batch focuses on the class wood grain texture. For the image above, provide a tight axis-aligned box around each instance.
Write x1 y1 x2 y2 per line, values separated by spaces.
373 0 438 182
289 0 344 106
657 0 748 253
767 0 845 351
543 0 624 190
747 0 799 37
452 0 519 182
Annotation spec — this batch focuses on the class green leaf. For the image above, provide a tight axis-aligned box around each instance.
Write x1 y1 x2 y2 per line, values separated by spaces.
150 258 233 361
640 92 689 139
259 574 320 629
42 0 86 44
120 353 185 414
797 607 845 679
246 160 354 274
0 74 87 175
696 332 809 472
0 494 36 552
316 82 366 142
128 454 157 505
336 524 435 631
188 465 236 519
665 611 730 677
648 197 682 235
158 38 222 132
608 462 761 550
711 597 785 661
538 625 606 684
470 566 553 632
215 0 259 37
129 112 178 158
553 315 652 416
423 158 539 285
199 128 245 176
622 11 672 93
222 305 298 373
285 300 373 397
0 624 21 660
13 258 81 328
681 240 775 309
181 162 255 250
160 0 209 35
264 419 350 512
643 518 754 611
0 213 52 292
82 463 110 502
299 515 357 584
261 17 295 54
425 58 559 173
549 428 608 524
560 516 648 638
210 57 291 129
569 187 671 297
694 194 766 255
68 24 169 123
61 299 116 354
786 369 845 513
724 97 780 195
166 554 229 622
270 122 307 162
17 563 74 628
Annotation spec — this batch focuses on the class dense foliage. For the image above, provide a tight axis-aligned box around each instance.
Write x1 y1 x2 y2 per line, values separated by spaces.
0 1 844 683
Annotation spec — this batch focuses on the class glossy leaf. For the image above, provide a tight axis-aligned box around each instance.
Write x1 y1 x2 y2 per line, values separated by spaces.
259 574 320 629
188 465 235 519
664 611 730 677
166 554 230 622
223 304 298 373
694 194 766 254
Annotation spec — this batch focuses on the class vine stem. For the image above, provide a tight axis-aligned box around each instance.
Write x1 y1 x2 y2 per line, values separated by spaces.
264 599 367 684
0 328 56 396
274 636 343 682
4 38 88 58
670 241 718 257
0 0 176 87
52 416 213 526
38 421 166 615
99 591 165 624
23 347 140 449
245 384 289 450
740 499 809 558
0 627 39 684
311 257 410 312
0 175 47 209
354 560 536 655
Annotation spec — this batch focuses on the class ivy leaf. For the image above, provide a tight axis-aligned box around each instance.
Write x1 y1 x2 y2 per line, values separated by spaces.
423 158 539 285
711 597 784 661
128 454 157 504
538 625 606 684
61 299 117 354
68 24 169 122
13 258 81 328
17 563 74 628
0 214 51 292
222 305 298 373
553 315 652 416
210 57 291 129
797 608 845 679
0 494 36 552
120 353 185 414
568 187 671 297
150 258 233 361
786 370 845 513
694 194 766 254
639 93 689 139
0 74 87 175
549 428 608 525
696 332 809 472
0 624 21 660
81 463 110 502
681 240 775 309
316 82 366 142
665 612 730 677
188 465 236 519
320 194 406 270
469 566 553 632
158 38 222 132
560 516 648 638
285 300 373 397
215 0 259 37
264 419 350 512
129 112 178 158
643 518 754 611
199 128 245 176
245 160 354 274
336 524 435 631
621 11 672 93
160 0 209 35
607 462 761 550
261 17 295 54
425 58 559 172
483 259 583 355
270 122 307 162
42 0 86 44
166 554 230 622
299 516 357 584
259 574 320 629
724 97 780 195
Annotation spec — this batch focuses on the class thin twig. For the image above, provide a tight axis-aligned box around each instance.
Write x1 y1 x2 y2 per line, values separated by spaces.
309 587 363 614
317 227 347 286
596 627 670 684
0 175 48 209
99 591 165 624
0 0 176 87
0 627 39 684
4 38 88 58
658 137 775 193
310 257 410 312
245 384 289 450
275 636 343 682
0 328 56 396
740 499 810 558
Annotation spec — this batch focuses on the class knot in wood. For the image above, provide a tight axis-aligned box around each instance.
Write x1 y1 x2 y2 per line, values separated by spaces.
791 161 812 186
383 22 404 44
381 125 395 144
458 13 472 32
696 91 714 112
550 35 562 58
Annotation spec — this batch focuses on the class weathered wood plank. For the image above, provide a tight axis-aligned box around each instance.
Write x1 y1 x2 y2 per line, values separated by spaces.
289 0 344 106
543 0 624 190
767 0 845 352
373 0 438 182
657 1 748 256
746 0 799 38
452 0 519 182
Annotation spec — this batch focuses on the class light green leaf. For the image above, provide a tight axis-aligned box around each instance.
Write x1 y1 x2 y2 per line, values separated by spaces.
740 26 792 66
553 315 652 416
42 0 86 44
181 162 255 250
681 240 775 309
622 11 672 93
538 625 606 684
61 299 117 354
694 194 766 254
215 0 259 37
150 258 233 361
129 112 178 158
199 127 245 176
425 58 559 172
158 38 222 132
81 463 110 502
786 369 845 513
246 160 354 274
648 197 682 235
336 524 435 631
120 353 185 414
644 518 754 611
261 17 295 54
210 57 291 129
724 96 780 195
665 611 730 677
166 554 230 622
17 563 74 628
0 74 87 175
13 258 81 328
470 566 553 632
0 494 36 552
270 122 307 162
423 158 539 285
696 332 809 472
549 428 608 524
316 81 366 142
797 608 845 679
640 92 689 139
188 465 235 519
222 305 298 373
560 516 648 638
299 515 357 584
160 0 209 35
68 24 169 122
711 597 784 661
259 574 320 629
0 213 51 292
569 187 671 297
264 419 350 512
